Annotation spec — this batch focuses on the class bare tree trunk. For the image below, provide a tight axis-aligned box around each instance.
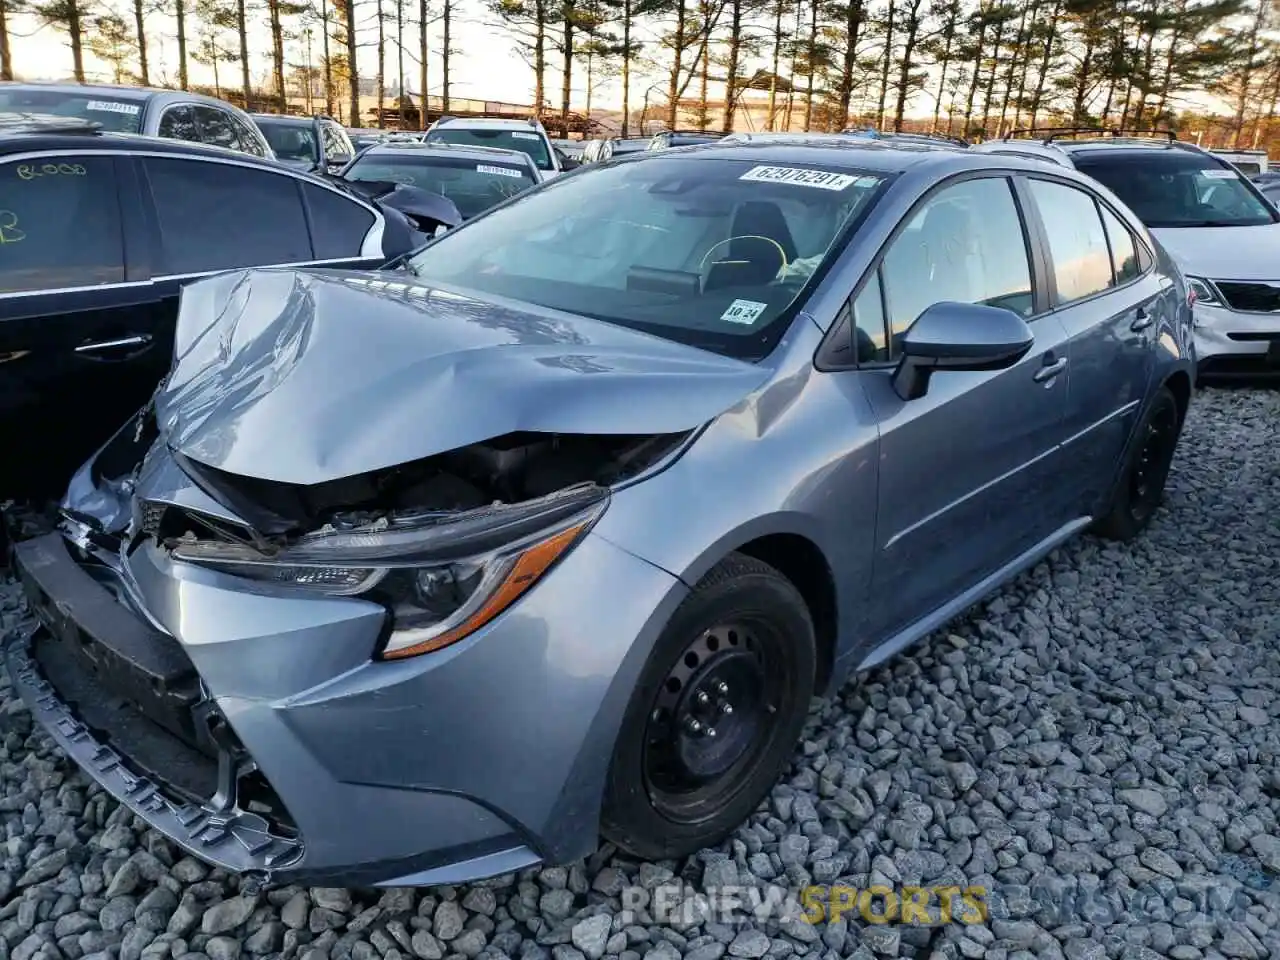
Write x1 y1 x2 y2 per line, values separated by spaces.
213 52 221 96
1071 35 1094 122
442 0 451 108
783 0 800 129
767 0 782 129
559 1 573 136
175 0 189 88
961 15 987 136
995 4 1027 135
236 0 250 104
697 34 709 129
418 0 428 126
397 0 406 126
0 3 13 81
892 0 923 131
722 0 741 131
667 0 686 127
876 0 895 129
620 0 632 135
133 0 149 83
533 0 546 116
376 0 386 126
346 0 359 124
837 0 864 126
1029 1 1058 127
270 0 287 110
979 16 1004 135
802 0 816 130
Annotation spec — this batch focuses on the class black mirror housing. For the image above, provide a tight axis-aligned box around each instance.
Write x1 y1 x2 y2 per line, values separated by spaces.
891 301 1034 401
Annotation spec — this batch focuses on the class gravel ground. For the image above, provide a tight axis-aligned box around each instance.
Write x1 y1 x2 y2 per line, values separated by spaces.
0 385 1278 960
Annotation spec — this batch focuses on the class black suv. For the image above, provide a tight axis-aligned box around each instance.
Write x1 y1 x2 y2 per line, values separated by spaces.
0 115 431 502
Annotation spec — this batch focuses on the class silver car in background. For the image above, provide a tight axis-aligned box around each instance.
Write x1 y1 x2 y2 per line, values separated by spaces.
9 141 1193 888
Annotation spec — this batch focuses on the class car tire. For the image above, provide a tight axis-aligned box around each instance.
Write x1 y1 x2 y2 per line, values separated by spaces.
600 552 816 861
1092 385 1183 542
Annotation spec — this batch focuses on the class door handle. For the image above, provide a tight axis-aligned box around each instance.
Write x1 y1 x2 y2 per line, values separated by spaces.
1130 308 1154 332
1033 356 1069 383
74 334 152 355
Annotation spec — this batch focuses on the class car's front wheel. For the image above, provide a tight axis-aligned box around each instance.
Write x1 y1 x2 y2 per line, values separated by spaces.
1093 385 1183 541
601 552 816 860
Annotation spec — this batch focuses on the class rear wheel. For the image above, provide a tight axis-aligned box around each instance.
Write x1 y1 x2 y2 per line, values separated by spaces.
1093 385 1183 541
601 553 815 860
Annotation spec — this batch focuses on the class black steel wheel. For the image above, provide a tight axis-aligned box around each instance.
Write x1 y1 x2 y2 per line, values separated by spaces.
602 553 815 860
1094 385 1183 541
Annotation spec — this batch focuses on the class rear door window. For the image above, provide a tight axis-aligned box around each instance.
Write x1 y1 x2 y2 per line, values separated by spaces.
193 106 243 153
0 155 125 293
1027 179 1114 303
142 157 313 274
303 183 377 259
229 113 270 157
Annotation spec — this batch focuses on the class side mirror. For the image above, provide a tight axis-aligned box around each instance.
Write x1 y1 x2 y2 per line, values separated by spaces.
891 301 1034 401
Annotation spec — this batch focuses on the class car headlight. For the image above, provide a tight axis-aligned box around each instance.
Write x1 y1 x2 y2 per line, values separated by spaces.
1185 276 1221 306
169 484 608 659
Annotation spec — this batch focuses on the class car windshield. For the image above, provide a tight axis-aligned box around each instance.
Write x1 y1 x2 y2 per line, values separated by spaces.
406 156 886 359
345 153 535 218
258 121 316 161
426 127 552 170
1072 151 1278 228
0 89 143 133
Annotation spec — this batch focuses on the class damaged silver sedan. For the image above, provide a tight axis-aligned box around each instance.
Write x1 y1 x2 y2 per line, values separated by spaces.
7 141 1192 887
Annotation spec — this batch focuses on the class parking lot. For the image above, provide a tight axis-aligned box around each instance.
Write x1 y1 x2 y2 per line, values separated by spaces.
0 382 1274 960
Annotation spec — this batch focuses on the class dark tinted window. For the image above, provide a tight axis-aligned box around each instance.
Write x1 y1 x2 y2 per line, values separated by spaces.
193 106 242 152
1099 205 1140 285
0 156 124 293
1071 150 1277 227
304 183 376 258
230 113 269 157
426 127 553 170
1028 180 1113 303
158 105 200 142
260 119 317 162
144 157 312 273
346 153 535 219
880 177 1033 356
852 271 888 363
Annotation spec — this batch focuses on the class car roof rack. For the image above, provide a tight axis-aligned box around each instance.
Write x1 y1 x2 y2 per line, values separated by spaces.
0 112 102 136
1004 126 1179 144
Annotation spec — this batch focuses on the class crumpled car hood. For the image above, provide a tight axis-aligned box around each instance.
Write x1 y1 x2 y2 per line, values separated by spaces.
156 268 770 485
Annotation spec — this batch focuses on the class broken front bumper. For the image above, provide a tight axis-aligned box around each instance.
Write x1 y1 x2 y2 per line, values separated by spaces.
7 528 685 887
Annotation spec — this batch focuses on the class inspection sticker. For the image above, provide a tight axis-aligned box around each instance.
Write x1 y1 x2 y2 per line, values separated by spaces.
721 299 768 325
1201 168 1238 178
739 165 858 191
476 164 525 178
86 100 141 115
511 132 540 140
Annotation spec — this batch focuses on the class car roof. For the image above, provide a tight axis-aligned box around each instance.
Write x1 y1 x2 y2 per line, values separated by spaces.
656 139 975 173
0 122 311 169
360 140 533 164
431 117 544 132
0 80 249 112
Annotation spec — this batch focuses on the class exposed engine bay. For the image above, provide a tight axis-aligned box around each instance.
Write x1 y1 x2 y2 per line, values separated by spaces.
84 404 691 549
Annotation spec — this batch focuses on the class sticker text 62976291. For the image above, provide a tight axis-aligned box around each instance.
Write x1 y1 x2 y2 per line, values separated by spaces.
739 165 862 191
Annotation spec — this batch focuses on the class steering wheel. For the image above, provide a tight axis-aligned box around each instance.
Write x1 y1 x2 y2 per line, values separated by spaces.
699 235 790 277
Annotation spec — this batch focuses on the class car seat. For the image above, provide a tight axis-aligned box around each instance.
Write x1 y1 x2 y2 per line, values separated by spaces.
704 200 799 291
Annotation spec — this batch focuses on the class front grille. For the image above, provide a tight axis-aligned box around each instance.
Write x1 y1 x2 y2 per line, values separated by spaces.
1214 281 1280 313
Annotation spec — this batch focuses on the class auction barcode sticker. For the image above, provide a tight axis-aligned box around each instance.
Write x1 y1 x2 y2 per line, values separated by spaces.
511 132 540 140
739 165 858 190
721 299 768 325
86 100 141 115
1201 168 1238 179
477 164 525 178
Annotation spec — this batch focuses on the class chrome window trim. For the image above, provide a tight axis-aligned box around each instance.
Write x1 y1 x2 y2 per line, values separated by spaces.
0 148 386 299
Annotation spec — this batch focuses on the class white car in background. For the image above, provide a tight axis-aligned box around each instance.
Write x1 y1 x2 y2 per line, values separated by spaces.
425 116 578 179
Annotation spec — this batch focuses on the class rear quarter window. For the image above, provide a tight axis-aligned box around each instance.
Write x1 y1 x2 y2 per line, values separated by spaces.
303 183 377 258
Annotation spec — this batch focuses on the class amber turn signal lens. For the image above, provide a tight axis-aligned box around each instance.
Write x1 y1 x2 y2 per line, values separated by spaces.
380 522 588 659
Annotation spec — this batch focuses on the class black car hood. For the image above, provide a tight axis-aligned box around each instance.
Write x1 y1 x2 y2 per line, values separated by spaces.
155 268 770 485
